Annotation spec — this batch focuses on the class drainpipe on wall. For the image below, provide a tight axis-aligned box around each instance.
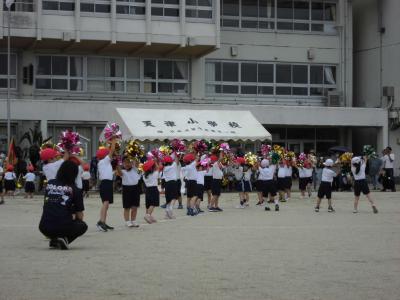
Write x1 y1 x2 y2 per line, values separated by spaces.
378 0 384 108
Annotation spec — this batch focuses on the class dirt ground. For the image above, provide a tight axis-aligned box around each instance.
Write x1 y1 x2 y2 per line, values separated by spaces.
0 189 399 300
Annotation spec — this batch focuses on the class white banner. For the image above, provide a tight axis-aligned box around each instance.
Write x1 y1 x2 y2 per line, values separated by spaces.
112 108 271 142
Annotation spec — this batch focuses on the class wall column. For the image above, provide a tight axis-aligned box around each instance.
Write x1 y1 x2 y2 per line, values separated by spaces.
40 119 48 139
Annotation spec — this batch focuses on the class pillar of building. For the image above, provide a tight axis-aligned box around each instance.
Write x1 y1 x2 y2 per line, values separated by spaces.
40 119 48 139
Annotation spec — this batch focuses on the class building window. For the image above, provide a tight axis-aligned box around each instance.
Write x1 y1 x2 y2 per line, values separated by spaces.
151 0 179 17
221 0 337 33
87 57 126 92
186 0 212 19
206 60 336 97
0 54 17 89
144 59 189 94
35 56 83 91
80 0 111 13
116 0 145 15
3 0 34 12
42 0 74 11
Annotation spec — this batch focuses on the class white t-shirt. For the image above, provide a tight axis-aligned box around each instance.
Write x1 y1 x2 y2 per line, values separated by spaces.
351 161 367 180
4 172 16 180
185 161 197 181
121 168 141 186
299 167 313 178
277 166 286 178
232 166 243 181
43 159 64 181
163 162 177 182
82 171 91 180
143 171 159 187
75 165 83 189
212 163 223 180
285 166 292 177
175 162 182 180
321 168 336 183
24 172 35 182
243 169 252 181
382 154 395 169
258 165 276 180
205 167 213 177
0 166 3 176
98 156 113 181
196 170 207 185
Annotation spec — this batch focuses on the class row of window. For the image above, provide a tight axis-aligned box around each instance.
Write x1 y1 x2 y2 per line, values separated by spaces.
41 0 213 19
221 0 337 33
0 54 337 98
35 56 190 94
205 61 336 96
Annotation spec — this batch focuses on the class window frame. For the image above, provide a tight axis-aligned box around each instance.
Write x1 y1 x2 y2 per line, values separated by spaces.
0 53 17 90
205 59 337 98
221 0 338 35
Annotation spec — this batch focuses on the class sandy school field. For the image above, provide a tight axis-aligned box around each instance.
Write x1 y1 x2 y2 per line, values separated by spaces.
0 190 399 300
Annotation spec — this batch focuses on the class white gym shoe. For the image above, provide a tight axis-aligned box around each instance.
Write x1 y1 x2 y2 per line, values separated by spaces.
125 221 132 227
236 204 245 209
353 209 358 214
130 220 140 227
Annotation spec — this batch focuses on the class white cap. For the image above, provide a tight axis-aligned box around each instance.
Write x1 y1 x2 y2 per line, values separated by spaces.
323 159 334 167
351 156 361 164
261 159 269 168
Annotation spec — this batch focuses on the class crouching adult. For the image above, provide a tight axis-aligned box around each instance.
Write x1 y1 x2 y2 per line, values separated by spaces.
39 160 87 250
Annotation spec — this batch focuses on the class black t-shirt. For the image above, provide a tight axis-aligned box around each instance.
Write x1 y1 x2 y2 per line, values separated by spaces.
40 179 84 228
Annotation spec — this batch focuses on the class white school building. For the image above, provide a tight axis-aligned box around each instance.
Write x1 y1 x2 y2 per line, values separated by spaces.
0 0 398 175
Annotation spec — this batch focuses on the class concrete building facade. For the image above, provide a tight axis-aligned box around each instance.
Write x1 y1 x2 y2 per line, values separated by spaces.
0 0 393 173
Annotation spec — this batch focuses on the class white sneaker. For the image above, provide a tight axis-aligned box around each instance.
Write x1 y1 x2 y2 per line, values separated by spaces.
236 205 245 209
126 221 133 227
353 209 358 214
130 220 140 227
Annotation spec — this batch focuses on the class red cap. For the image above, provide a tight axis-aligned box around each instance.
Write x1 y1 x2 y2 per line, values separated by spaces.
143 160 155 172
210 155 218 163
183 153 195 163
163 156 173 164
83 163 90 171
236 157 246 165
69 156 81 166
96 148 110 160
40 148 57 161
27 164 34 172
6 165 14 172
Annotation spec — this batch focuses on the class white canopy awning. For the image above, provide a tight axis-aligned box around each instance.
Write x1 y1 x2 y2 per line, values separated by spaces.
112 108 271 142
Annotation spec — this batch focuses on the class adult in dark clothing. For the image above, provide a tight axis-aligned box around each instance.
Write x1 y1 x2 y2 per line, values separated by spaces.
39 160 87 250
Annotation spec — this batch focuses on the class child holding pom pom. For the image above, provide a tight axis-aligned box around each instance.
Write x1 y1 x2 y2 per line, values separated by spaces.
161 154 178 219
315 159 340 213
298 161 313 199
351 156 378 214
209 153 224 212
143 160 160 224
116 157 141 227
257 159 279 211
96 138 117 232
4 165 16 197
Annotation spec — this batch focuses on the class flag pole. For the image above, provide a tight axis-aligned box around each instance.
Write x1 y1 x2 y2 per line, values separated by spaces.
6 3 12 151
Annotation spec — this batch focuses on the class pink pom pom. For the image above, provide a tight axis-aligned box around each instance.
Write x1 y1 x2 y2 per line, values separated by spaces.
200 157 210 167
58 130 81 154
194 140 208 154
104 123 122 142
261 144 271 156
170 139 186 153
219 143 230 153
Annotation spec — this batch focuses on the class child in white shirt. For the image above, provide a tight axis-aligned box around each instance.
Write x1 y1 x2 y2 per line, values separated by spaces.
24 166 36 198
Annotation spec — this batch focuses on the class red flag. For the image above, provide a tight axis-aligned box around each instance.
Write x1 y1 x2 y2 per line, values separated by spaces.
7 137 17 166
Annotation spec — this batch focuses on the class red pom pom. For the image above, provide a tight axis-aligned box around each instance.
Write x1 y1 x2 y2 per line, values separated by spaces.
40 148 57 161
143 160 155 172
